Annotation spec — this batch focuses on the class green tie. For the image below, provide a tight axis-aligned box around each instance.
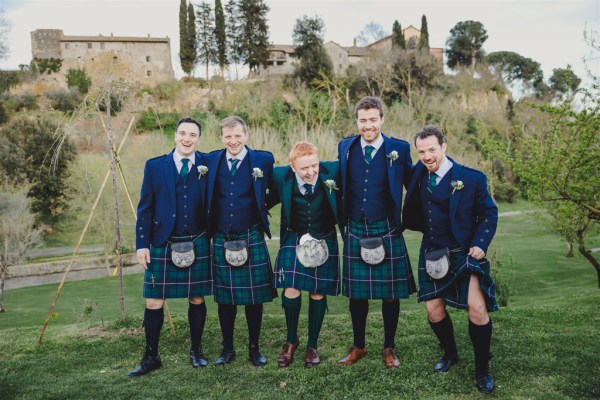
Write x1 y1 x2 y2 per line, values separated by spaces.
364 145 374 164
229 158 239 176
428 172 438 192
303 183 313 198
180 158 190 179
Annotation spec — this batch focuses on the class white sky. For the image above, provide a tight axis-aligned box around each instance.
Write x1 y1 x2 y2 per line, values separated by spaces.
1 0 598 85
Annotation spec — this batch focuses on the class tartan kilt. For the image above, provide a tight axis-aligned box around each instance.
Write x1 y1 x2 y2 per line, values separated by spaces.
143 232 213 299
212 226 275 305
417 244 499 312
274 230 340 296
342 218 416 299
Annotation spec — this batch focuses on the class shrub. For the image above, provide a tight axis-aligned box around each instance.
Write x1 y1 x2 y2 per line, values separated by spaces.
45 89 81 114
136 109 181 135
66 68 92 95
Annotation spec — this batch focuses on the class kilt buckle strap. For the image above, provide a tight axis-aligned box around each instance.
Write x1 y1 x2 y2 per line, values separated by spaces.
359 236 385 265
223 239 249 267
171 241 195 268
424 247 450 279
296 233 329 268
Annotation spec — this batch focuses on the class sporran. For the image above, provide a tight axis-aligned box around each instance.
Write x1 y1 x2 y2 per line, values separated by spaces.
359 236 385 265
170 241 195 268
223 239 249 267
424 247 450 279
296 233 329 268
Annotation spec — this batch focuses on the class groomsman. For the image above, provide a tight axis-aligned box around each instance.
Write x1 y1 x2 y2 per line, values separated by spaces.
267 141 341 368
129 117 213 376
337 96 416 369
205 116 275 367
403 125 499 393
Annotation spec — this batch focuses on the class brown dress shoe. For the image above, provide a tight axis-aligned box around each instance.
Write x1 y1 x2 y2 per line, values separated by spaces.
383 347 400 369
277 341 299 367
338 346 368 365
304 348 320 368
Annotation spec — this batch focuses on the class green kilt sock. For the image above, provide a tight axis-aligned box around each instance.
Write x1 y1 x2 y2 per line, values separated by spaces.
282 294 302 343
144 307 164 357
307 297 327 349
429 314 458 357
469 319 493 375
188 302 207 351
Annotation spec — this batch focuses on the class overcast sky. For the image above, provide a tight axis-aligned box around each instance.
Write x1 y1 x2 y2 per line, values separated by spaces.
1 0 598 84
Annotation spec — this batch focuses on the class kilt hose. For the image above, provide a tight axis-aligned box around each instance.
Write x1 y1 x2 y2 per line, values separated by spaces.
212 225 275 305
274 229 340 296
342 218 416 299
143 232 213 299
417 244 499 312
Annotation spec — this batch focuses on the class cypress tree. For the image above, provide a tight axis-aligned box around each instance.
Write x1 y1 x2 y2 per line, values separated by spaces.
179 0 192 76
392 20 406 49
214 0 227 75
187 2 197 75
225 0 243 79
418 14 430 50
196 2 215 79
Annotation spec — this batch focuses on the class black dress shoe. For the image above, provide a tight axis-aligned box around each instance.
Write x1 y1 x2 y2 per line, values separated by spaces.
190 348 208 368
248 345 267 367
214 348 236 366
127 353 162 377
476 371 496 393
434 354 459 372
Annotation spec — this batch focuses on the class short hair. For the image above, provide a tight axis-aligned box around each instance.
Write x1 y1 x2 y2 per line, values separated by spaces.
219 115 248 135
355 96 384 119
289 141 319 164
176 117 202 135
414 125 446 146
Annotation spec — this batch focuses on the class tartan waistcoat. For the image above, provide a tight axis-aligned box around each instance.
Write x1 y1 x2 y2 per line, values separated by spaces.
420 169 459 249
290 180 335 239
347 141 393 223
214 155 260 234
173 166 206 236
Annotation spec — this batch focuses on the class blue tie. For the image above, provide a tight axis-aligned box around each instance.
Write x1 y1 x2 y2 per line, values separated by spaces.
229 158 239 176
180 158 190 179
364 145 374 163
428 172 438 192
303 183 313 198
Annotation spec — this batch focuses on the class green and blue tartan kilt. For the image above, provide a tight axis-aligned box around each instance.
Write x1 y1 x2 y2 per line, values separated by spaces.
342 218 416 300
417 244 499 312
143 232 213 299
274 230 340 296
212 225 275 305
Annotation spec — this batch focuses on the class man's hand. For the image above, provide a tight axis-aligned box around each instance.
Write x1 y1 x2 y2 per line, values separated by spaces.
468 246 485 260
136 248 151 270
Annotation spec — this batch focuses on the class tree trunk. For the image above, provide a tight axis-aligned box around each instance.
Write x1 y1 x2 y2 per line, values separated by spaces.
576 231 600 288
0 267 6 313
566 238 574 258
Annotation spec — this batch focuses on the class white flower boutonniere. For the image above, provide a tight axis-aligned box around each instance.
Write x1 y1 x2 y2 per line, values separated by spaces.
450 180 464 194
387 150 399 167
324 179 339 194
252 167 264 181
197 165 208 179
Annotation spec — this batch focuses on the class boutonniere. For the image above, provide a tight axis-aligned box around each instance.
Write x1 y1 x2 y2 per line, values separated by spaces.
324 179 339 194
197 165 208 179
387 150 398 167
450 180 464 194
252 167 264 181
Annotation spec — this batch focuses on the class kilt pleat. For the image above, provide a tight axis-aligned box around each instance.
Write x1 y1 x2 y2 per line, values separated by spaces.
342 218 416 299
274 230 340 295
212 226 275 305
417 244 499 312
143 232 213 299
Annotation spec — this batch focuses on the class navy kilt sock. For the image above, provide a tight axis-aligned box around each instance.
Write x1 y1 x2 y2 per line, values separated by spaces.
469 319 493 375
382 299 399 349
188 302 207 351
144 307 164 357
218 303 237 350
245 304 264 348
349 299 369 348
429 314 458 357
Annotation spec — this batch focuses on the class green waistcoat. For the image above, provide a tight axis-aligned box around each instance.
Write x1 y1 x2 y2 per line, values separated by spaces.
290 180 336 239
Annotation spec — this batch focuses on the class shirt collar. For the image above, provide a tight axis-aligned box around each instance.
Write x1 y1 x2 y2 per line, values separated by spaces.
173 150 195 166
360 133 384 152
295 173 316 195
433 157 453 180
226 146 248 163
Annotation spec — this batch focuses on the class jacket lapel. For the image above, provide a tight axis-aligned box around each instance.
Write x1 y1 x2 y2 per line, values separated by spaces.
319 163 338 223
247 147 263 209
163 151 177 207
206 149 225 212
449 158 464 218
282 167 294 227
382 134 397 202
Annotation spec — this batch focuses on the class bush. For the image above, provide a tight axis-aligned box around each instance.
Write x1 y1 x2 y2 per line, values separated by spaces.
45 89 81 114
0 102 7 124
136 109 181 135
492 179 519 203
66 68 92 95
3 92 38 112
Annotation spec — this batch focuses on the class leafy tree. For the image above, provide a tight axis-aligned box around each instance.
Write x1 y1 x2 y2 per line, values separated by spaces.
66 67 91 94
214 0 227 75
509 88 600 286
356 21 388 46
392 20 406 49
446 20 488 71
486 51 543 89
224 0 244 79
418 14 430 50
549 67 581 95
237 0 270 74
292 15 333 88
389 50 444 106
0 116 77 225
196 1 216 79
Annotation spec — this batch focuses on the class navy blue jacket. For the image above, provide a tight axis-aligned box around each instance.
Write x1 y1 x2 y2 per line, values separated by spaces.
402 157 498 253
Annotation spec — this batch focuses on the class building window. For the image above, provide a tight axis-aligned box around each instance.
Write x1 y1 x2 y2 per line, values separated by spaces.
87 43 92 49
65 43 70 50
147 70 152 77
113 56 118 64
100 43 105 49
146 56 151 62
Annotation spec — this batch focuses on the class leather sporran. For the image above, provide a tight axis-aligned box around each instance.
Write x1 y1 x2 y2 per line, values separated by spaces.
223 239 248 267
359 236 385 265
424 247 450 279
296 233 329 268
170 241 195 268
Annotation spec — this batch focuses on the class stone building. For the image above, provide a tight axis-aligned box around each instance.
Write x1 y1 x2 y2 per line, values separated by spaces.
30 29 174 89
